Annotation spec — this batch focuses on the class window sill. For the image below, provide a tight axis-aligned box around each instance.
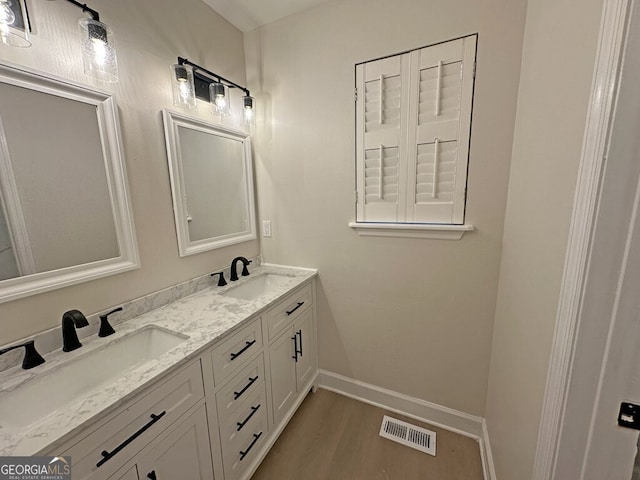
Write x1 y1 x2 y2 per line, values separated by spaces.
348 222 474 240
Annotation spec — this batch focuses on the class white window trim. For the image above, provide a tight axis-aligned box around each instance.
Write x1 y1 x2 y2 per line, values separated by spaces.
348 222 473 240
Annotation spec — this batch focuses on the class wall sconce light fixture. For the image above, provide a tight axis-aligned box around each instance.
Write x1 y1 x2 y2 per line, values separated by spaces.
0 0 31 47
0 0 118 82
171 57 255 126
66 0 118 82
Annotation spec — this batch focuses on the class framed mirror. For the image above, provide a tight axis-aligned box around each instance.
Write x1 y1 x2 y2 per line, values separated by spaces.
162 110 256 256
0 62 139 303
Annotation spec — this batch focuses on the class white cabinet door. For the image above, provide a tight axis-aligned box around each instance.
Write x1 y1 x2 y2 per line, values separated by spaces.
136 406 214 480
294 309 315 391
269 327 297 425
111 467 139 480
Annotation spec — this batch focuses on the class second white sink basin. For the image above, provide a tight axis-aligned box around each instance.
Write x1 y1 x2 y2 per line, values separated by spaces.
222 274 291 301
0 325 188 430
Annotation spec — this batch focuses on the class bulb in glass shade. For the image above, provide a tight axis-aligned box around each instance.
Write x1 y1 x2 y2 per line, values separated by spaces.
170 64 197 109
0 0 30 47
210 82 230 117
243 95 255 126
79 18 118 82
0 1 15 27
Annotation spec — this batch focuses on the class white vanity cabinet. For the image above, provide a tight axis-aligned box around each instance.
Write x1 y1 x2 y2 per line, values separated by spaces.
268 289 317 426
110 404 214 480
44 277 317 480
49 359 211 480
202 316 270 480
202 278 318 480
133 405 214 480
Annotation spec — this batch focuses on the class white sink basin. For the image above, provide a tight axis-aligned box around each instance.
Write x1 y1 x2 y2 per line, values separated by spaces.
222 274 291 301
0 325 187 429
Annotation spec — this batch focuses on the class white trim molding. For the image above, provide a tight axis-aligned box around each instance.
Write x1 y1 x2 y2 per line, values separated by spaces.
348 222 474 239
481 420 497 480
318 369 496 479
319 370 482 437
532 0 631 478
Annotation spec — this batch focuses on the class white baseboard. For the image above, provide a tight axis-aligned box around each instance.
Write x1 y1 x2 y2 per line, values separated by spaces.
481 420 497 480
318 369 496 480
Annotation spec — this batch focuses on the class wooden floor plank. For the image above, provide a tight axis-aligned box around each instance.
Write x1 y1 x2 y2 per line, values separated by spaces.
251 389 484 480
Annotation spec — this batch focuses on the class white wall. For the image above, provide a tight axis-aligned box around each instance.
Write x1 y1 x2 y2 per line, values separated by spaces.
484 0 606 477
0 0 258 343
245 0 526 416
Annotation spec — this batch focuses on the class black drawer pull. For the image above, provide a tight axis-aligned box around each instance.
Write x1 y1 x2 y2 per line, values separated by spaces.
97 411 166 467
239 431 263 461
292 336 298 362
234 375 258 400
237 404 261 431
147 471 157 480
286 301 304 316
230 340 256 361
296 329 303 356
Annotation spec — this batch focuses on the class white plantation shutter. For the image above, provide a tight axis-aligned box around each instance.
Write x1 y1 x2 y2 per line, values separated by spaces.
407 37 476 223
356 35 476 225
356 55 409 222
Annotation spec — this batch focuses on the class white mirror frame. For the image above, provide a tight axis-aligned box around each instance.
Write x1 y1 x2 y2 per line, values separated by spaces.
0 62 139 303
162 110 257 256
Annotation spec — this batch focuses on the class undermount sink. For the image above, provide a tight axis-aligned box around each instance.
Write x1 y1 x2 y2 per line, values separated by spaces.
222 273 291 301
0 325 187 430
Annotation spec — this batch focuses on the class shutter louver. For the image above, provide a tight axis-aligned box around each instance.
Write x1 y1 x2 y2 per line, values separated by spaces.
364 146 399 203
415 140 457 203
365 75 402 132
418 62 462 126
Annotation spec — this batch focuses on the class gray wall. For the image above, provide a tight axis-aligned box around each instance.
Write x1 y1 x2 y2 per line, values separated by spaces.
245 0 527 416
484 0 606 477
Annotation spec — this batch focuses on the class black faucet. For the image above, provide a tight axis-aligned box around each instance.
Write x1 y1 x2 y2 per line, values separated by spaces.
62 310 89 352
99 307 122 337
0 340 45 369
230 257 252 281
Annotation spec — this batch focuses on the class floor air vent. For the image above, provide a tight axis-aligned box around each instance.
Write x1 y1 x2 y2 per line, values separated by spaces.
379 415 436 456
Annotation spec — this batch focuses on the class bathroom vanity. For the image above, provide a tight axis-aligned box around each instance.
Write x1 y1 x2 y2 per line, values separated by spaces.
0 265 318 480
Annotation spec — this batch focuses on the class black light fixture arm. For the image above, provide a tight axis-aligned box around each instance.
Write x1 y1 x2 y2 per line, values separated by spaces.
63 0 100 21
178 57 250 97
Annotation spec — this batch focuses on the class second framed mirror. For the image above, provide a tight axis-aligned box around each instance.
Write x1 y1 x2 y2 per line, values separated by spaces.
162 111 256 256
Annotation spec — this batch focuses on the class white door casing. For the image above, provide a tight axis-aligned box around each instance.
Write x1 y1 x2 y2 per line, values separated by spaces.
533 0 640 478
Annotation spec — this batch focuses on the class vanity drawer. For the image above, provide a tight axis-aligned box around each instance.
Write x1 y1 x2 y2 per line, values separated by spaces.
210 316 263 385
62 361 204 480
266 283 312 341
216 354 265 418
218 384 267 446
221 404 268 480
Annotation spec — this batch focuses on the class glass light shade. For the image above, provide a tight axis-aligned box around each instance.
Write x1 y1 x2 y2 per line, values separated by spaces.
243 95 255 127
79 18 118 83
0 0 30 47
210 82 231 117
170 64 197 109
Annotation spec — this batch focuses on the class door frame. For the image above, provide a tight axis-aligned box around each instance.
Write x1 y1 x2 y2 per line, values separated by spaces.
532 0 634 477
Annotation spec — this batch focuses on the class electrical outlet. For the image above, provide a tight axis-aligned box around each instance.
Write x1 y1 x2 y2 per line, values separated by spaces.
263 220 272 237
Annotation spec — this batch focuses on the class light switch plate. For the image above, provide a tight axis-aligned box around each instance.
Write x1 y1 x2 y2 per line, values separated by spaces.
263 220 272 237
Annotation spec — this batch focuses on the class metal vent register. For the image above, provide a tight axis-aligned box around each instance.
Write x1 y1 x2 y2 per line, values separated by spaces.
379 415 436 456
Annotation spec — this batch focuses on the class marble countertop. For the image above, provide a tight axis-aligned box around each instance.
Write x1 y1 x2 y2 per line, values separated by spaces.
0 264 317 457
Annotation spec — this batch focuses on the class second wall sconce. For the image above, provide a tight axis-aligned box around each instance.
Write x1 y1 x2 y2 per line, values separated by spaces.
171 57 255 127
0 0 118 82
